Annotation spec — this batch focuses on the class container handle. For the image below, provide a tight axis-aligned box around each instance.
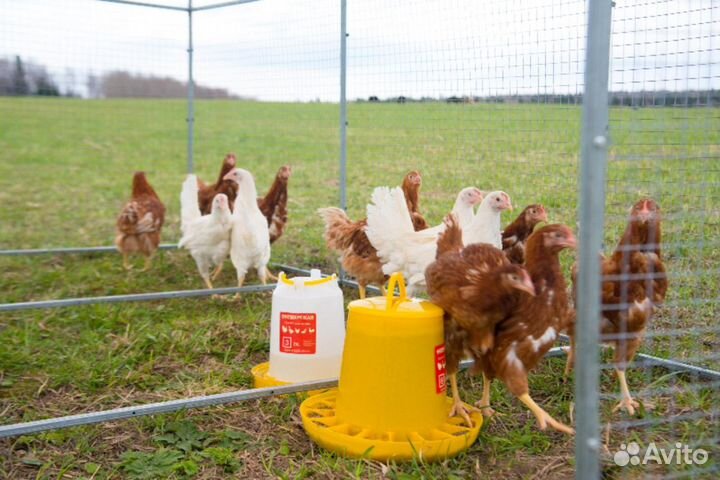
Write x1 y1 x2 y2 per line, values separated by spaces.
385 272 407 310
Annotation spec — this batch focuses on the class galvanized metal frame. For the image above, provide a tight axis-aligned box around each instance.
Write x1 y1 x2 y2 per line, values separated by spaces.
575 1 614 478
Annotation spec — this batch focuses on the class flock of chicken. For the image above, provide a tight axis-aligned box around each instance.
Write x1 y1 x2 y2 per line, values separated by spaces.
116 161 667 436
114 153 292 291
319 171 667 436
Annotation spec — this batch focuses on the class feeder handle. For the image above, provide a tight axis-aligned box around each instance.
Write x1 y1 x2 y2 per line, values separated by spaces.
385 272 408 310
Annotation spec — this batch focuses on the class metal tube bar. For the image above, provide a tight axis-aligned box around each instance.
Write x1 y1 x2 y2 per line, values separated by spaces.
191 0 259 11
97 0 188 11
575 1 613 478
0 348 567 438
0 244 178 256
0 284 275 312
339 0 348 211
186 0 195 173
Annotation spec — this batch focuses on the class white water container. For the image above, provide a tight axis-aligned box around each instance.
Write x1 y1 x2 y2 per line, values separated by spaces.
267 269 345 383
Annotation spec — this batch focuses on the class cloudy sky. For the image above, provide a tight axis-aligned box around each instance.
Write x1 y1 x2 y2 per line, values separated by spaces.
1 0 718 100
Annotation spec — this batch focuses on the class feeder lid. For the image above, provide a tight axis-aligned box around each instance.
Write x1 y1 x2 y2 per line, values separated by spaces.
348 272 443 319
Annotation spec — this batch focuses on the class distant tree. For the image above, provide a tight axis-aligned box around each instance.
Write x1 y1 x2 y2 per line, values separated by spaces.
12 56 29 96
35 73 59 96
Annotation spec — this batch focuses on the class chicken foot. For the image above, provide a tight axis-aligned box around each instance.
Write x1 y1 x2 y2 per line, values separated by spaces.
448 374 480 428
474 373 496 417
562 342 575 380
518 393 575 435
141 253 154 272
122 252 132 271
612 369 654 415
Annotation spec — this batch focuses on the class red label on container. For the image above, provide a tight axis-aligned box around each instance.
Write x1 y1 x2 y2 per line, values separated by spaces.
435 344 447 394
279 312 317 354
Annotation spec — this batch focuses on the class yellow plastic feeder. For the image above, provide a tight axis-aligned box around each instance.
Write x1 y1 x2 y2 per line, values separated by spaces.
300 273 482 461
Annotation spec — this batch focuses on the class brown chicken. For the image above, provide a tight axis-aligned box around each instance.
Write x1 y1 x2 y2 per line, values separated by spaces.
198 153 238 215
502 204 548 264
402 170 430 231
566 198 667 415
257 165 292 244
425 213 536 426
467 224 577 434
115 171 166 271
317 171 431 298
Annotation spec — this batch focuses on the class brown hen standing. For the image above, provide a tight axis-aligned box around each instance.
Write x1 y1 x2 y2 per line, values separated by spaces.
472 224 576 435
402 170 430 231
502 204 548 264
198 153 237 214
317 170 432 298
115 171 166 271
425 213 536 427
257 165 292 244
566 198 667 415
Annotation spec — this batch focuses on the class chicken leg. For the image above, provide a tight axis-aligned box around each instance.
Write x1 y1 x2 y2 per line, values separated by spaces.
475 373 496 417
358 284 367 299
265 268 277 282
518 393 574 435
563 342 575 380
613 369 640 415
141 254 153 272
448 373 480 428
122 252 132 270
210 263 223 281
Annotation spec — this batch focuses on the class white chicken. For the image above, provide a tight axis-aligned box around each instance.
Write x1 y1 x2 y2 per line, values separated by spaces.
365 187 511 295
179 174 233 289
462 190 513 247
416 187 484 238
222 168 272 292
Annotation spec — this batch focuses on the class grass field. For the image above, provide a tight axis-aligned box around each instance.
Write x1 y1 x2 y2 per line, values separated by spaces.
0 97 719 479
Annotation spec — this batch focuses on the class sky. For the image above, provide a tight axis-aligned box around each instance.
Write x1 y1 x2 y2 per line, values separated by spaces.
1 0 718 101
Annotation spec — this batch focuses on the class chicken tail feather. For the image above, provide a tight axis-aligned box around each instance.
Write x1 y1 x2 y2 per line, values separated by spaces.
436 213 463 258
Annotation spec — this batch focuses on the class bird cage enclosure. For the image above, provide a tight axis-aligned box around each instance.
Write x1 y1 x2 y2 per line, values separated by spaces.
1 0 718 478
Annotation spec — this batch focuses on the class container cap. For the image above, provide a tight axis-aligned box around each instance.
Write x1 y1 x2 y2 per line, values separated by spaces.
348 272 442 319
279 270 337 288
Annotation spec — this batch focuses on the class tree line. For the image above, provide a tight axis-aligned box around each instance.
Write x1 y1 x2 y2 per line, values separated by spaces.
0 55 239 99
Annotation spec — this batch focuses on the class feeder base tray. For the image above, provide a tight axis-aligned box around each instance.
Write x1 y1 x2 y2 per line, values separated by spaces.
251 362 329 397
300 389 482 461
251 362 289 389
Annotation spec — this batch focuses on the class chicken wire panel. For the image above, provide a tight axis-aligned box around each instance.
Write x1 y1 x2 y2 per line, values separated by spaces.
601 0 720 477
344 0 586 236
192 0 340 267
0 0 189 250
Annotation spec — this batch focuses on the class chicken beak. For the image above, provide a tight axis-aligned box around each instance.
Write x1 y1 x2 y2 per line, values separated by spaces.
518 275 536 296
561 232 578 249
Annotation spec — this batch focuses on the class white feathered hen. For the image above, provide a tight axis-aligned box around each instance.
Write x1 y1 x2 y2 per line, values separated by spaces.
366 187 510 295
179 174 232 289
222 168 272 292
462 190 513 247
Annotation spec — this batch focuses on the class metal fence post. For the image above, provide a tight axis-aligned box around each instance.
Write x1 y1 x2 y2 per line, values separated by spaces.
339 0 348 212
576 1 613 478
187 0 195 173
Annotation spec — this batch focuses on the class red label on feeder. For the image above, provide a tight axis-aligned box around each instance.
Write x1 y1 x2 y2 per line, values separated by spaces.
279 312 317 354
435 344 447 394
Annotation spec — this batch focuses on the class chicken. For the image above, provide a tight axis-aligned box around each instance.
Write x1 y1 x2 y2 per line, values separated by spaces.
257 165 292 244
425 213 536 426
502 204 548 264
223 168 272 293
467 224 576 435
401 170 430 231
179 175 233 290
365 187 507 295
115 171 166 271
462 191 513 248
566 198 667 415
198 153 238 215
317 172 476 299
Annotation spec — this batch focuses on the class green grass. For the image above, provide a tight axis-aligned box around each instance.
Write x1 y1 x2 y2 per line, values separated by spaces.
1 97 719 478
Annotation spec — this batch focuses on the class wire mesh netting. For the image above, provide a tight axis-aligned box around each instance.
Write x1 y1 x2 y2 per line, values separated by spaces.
0 0 718 477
